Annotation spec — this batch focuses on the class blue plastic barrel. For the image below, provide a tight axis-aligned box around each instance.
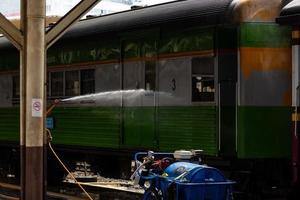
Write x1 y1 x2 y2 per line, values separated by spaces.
160 162 234 200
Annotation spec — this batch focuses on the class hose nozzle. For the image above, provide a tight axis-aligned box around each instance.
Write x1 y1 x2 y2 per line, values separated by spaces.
46 99 61 116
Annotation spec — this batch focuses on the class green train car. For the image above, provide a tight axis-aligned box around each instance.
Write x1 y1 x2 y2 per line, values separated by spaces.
0 0 295 196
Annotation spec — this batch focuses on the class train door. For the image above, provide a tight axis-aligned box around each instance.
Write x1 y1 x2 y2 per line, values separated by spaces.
157 57 191 150
190 56 218 155
0 74 13 107
219 80 237 156
121 38 156 149
216 26 239 156
218 50 238 156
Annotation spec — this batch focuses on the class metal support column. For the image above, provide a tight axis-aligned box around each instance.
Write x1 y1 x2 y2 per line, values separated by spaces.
23 0 46 199
20 0 27 198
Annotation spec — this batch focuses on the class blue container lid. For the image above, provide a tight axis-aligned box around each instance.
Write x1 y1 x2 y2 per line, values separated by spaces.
164 162 226 183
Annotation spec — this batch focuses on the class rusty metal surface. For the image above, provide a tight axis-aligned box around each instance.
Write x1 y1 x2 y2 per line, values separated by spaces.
231 0 282 22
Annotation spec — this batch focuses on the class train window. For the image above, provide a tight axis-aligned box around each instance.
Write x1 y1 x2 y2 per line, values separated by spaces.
65 71 80 96
81 69 95 95
145 61 156 91
49 69 95 98
12 75 20 99
51 72 64 97
192 57 215 102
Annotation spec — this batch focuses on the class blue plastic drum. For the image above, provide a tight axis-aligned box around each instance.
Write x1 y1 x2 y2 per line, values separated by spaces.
160 162 233 200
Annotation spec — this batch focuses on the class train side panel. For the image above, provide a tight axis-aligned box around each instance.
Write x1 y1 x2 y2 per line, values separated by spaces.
237 23 292 158
50 107 120 148
2 23 292 159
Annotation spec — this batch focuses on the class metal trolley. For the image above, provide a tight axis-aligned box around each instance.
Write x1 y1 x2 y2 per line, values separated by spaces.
132 151 235 200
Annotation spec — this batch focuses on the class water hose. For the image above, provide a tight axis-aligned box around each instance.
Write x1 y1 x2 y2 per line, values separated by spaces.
130 161 148 181
46 99 60 116
46 100 94 200
46 129 93 200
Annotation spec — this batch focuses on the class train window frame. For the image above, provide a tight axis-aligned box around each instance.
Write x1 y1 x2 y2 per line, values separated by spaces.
145 60 156 91
65 70 80 97
191 56 215 104
12 75 20 104
80 69 95 95
48 68 95 99
50 71 64 98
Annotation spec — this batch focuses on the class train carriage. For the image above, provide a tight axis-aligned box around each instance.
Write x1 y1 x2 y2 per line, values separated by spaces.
0 0 296 196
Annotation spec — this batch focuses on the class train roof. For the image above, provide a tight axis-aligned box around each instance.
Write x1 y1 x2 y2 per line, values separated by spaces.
277 0 300 25
60 0 233 39
0 0 234 50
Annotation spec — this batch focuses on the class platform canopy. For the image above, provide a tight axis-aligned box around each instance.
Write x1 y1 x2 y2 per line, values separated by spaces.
277 0 300 25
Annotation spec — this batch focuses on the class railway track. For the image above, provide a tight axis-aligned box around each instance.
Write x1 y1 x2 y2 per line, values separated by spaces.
0 181 143 200
0 182 84 200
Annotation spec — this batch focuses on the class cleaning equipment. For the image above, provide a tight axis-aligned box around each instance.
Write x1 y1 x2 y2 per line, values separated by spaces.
132 151 235 200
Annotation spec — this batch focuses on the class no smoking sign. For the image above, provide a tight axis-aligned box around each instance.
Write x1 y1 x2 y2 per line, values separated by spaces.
32 98 43 117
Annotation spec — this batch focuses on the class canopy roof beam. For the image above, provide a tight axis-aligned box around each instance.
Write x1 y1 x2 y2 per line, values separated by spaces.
46 0 101 49
0 13 23 50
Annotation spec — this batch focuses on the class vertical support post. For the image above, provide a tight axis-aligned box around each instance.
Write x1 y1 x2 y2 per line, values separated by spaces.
20 0 26 198
0 1 101 199
292 26 300 185
22 0 46 199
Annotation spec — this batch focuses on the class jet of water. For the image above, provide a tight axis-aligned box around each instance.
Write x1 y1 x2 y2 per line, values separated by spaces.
59 89 181 106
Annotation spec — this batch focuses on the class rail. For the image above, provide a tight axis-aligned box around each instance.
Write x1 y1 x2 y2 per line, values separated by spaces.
0 182 85 200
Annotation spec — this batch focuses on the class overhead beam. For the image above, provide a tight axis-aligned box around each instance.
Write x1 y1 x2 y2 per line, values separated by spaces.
46 0 101 48
0 13 23 50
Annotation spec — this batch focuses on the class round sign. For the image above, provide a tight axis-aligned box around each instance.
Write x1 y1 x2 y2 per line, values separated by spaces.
33 101 41 111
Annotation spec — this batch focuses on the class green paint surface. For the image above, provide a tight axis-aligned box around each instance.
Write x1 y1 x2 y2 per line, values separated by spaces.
50 107 120 148
240 23 291 48
0 27 214 71
0 106 218 156
123 39 157 59
0 108 19 141
1 24 291 70
0 50 19 71
48 39 120 66
0 106 290 158
123 107 156 149
158 106 217 156
160 28 214 54
237 106 291 158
